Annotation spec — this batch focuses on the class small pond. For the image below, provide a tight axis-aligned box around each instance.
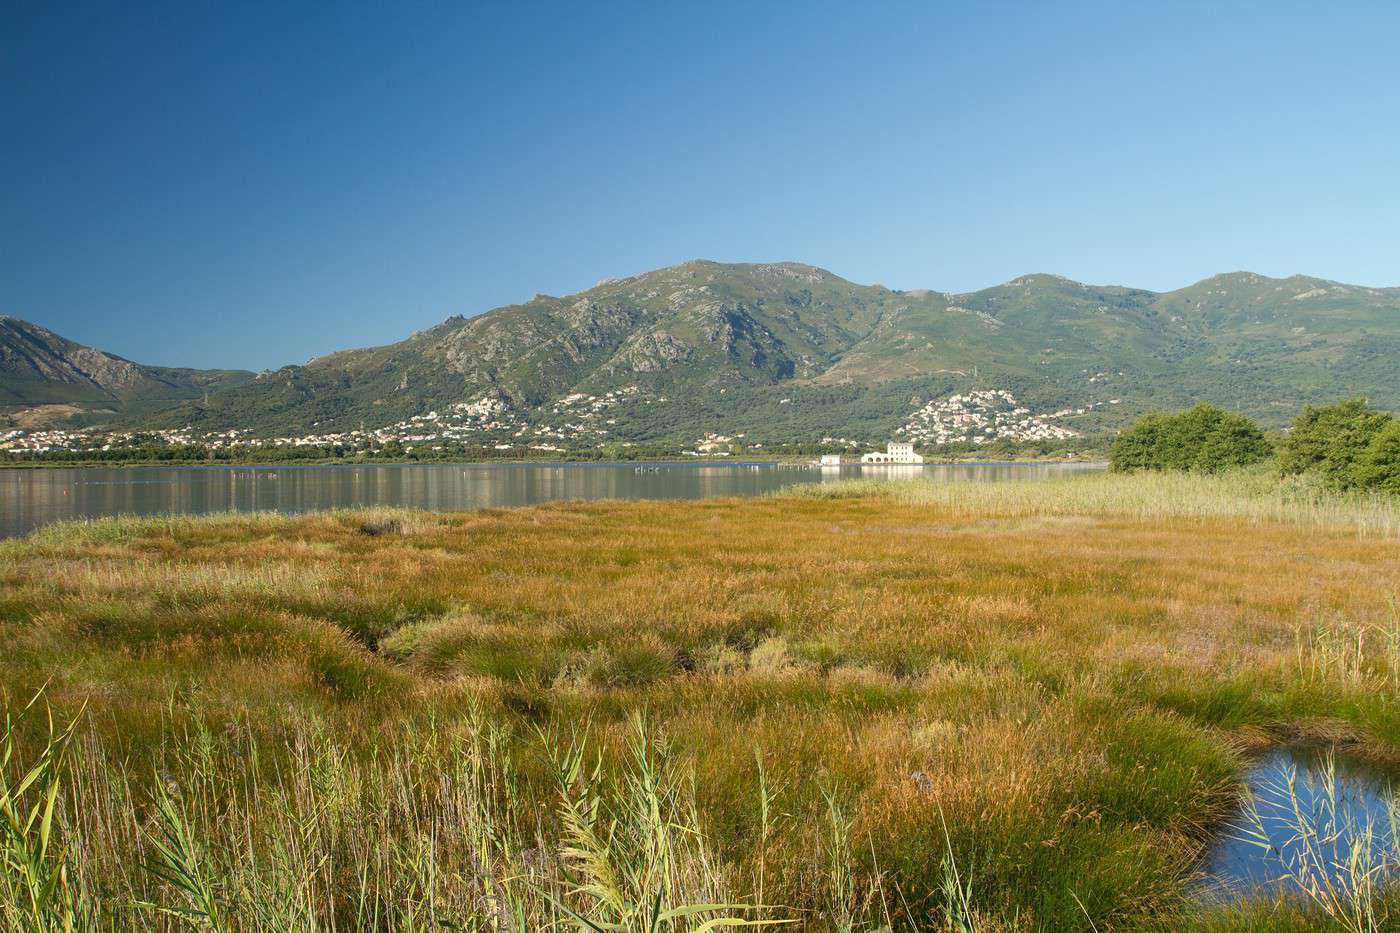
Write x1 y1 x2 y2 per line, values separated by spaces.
1197 746 1400 903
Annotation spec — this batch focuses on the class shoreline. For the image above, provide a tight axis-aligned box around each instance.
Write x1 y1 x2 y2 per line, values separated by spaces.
0 459 1110 540
0 451 1106 470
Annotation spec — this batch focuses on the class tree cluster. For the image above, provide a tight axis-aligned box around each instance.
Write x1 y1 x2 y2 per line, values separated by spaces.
1279 398 1400 492
1109 404 1272 474
1111 398 1400 493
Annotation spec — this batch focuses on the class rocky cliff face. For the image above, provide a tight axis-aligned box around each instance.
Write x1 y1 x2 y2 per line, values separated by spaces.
0 316 149 391
0 316 253 419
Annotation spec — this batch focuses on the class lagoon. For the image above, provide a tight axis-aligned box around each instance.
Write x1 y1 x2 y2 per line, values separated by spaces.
0 459 1102 538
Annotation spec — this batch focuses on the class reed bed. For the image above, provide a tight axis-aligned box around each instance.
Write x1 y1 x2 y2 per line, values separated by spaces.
783 469 1400 538
3 701 807 931
3 473 1400 929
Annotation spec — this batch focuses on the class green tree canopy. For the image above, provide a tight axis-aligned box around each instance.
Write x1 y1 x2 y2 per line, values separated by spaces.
1352 420 1400 493
1110 404 1271 474
1108 413 1166 472
1278 398 1393 489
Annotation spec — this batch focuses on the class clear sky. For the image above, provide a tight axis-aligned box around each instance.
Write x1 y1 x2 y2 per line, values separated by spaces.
4 1 1398 371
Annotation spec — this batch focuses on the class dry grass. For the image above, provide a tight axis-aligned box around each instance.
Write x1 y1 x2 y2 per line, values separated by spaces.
3 475 1400 929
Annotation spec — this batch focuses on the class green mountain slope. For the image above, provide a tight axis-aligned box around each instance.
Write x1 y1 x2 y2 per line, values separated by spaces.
817 275 1180 387
1143 272 1400 418
166 262 900 435
9 261 1399 445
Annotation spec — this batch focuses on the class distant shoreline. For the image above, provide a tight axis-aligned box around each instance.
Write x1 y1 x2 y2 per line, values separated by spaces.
0 451 1105 470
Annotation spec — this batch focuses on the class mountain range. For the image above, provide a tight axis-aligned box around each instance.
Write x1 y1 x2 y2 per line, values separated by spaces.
0 316 252 428
5 261 1398 445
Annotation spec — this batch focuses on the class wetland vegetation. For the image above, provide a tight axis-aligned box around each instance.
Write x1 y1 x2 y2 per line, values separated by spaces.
3 468 1400 930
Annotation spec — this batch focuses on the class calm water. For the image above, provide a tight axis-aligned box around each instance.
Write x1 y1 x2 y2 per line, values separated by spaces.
0 460 1102 538
1198 746 1399 903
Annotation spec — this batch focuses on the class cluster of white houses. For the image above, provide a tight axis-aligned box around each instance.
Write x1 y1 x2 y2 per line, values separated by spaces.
5 384 1095 462
900 389 1078 445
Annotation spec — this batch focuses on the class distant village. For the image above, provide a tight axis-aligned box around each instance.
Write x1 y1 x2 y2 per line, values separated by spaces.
899 389 1110 445
0 387 655 456
1 386 1095 458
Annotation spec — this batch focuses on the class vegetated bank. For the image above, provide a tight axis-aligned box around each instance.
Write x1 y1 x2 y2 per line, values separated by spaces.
4 464 1400 930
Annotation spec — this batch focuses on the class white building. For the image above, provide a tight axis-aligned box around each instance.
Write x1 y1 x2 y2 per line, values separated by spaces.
861 442 924 464
819 454 842 466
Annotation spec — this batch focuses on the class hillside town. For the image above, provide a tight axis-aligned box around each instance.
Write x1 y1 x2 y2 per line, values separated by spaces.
898 389 1082 445
0 387 664 456
2 386 1097 458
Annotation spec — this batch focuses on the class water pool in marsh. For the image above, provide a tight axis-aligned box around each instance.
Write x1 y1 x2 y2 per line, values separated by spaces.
1197 746 1399 903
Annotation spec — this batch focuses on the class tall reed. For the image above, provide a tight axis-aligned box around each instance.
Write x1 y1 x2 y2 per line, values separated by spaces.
0 692 93 933
1232 752 1400 933
2 699 805 932
781 470 1400 537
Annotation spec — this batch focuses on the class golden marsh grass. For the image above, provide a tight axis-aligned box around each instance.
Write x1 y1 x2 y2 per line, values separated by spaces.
3 471 1400 929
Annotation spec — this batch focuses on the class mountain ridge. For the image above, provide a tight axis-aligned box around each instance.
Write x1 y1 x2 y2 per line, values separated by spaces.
5 260 1399 443
0 316 254 424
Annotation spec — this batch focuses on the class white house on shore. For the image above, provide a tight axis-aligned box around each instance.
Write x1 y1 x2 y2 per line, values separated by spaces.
861 442 924 464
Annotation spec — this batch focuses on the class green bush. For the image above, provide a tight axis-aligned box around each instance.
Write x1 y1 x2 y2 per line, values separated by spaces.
1110 404 1270 474
1279 398 1393 489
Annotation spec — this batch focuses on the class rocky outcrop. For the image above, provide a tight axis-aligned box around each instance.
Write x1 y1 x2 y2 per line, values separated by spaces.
608 330 691 373
0 317 149 390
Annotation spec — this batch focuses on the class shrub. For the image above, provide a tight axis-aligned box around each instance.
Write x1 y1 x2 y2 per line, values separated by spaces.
1110 404 1270 474
357 516 403 537
1279 398 1393 489
1192 409 1274 472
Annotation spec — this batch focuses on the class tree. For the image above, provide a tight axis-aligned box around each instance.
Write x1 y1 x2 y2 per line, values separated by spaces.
1109 413 1165 472
1352 420 1400 492
1193 409 1273 472
1279 398 1393 489
1110 404 1270 473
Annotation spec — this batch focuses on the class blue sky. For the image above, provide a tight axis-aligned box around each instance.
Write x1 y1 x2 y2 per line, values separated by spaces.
3 1 1398 370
